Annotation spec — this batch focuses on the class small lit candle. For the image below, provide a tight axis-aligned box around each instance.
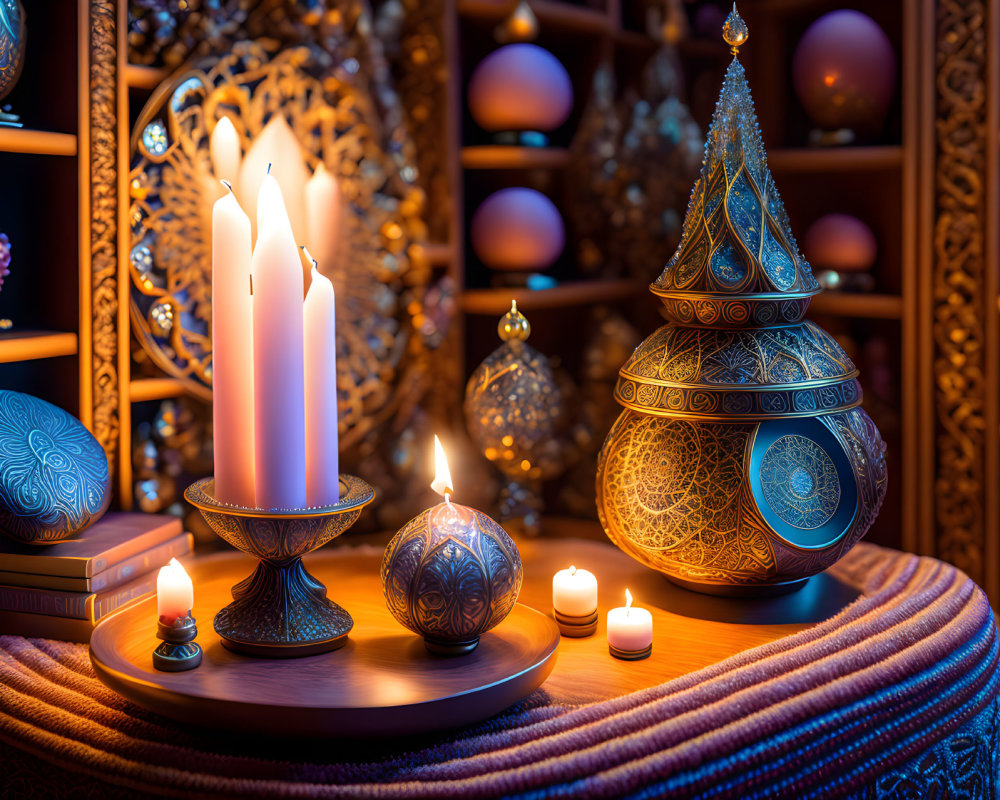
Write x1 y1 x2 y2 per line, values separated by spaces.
157 558 194 624
607 589 652 659
210 116 241 184
552 566 597 617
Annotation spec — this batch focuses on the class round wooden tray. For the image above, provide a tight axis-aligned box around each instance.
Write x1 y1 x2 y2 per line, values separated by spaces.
90 549 560 737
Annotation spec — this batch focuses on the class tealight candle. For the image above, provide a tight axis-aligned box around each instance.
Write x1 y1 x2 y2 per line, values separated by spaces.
552 565 598 637
153 558 201 672
156 557 193 623
607 589 652 660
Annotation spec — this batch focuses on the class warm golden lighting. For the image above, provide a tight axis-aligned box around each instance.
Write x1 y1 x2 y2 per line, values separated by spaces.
824 73 837 87
625 588 633 615
431 435 454 499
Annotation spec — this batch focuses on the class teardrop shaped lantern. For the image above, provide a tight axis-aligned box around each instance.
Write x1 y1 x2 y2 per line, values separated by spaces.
595 6 887 596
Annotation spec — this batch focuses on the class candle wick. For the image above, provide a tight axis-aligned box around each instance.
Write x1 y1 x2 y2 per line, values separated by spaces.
220 179 233 194
249 274 254 296
267 162 272 175
300 245 319 270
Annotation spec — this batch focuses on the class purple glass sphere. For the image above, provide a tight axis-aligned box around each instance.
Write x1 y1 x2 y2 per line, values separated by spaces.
792 10 896 133
470 188 565 272
468 44 574 134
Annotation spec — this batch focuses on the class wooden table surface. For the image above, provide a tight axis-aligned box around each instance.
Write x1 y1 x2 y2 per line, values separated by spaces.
339 519 863 705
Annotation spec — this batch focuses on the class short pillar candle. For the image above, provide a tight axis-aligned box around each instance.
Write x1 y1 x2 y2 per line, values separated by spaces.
607 589 652 660
552 565 598 637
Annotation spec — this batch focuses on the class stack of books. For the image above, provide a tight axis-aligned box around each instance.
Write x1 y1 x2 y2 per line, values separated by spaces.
0 513 190 642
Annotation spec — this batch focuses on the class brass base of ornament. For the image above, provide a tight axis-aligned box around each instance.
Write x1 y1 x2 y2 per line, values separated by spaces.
609 642 652 661
184 475 375 659
152 613 202 672
424 636 480 657
553 608 598 638
665 574 808 598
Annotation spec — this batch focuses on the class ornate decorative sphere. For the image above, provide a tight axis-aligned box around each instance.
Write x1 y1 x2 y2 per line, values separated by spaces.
0 391 111 544
465 310 565 482
0 1 26 104
467 43 573 133
381 502 523 655
792 10 896 133
803 213 877 273
470 188 565 272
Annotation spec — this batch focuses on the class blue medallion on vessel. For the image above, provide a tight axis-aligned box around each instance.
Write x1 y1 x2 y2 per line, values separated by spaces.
0 390 111 544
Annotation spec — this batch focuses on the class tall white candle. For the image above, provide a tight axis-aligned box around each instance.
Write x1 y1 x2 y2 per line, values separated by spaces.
607 589 653 653
305 162 341 276
210 116 241 183
238 115 309 245
552 566 598 617
211 184 255 508
157 558 193 623
303 250 339 507
252 173 307 510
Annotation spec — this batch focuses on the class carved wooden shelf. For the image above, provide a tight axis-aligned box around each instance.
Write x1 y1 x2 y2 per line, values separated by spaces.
461 146 572 170
125 64 169 91
128 377 187 404
0 330 78 363
808 292 903 320
457 0 610 35
460 279 643 314
423 242 454 266
0 129 77 157
767 145 903 173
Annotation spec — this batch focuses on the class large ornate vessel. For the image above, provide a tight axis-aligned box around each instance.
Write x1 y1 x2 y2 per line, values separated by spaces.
595 8 887 596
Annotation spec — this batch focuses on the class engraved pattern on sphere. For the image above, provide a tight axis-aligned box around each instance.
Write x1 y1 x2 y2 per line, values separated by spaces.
381 503 522 643
760 435 840 529
0 391 111 543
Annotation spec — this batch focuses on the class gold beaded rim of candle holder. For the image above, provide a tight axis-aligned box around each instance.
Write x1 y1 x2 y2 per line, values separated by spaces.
184 475 375 657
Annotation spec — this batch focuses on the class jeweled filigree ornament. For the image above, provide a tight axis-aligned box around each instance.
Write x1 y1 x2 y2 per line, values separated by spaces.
595 6 887 595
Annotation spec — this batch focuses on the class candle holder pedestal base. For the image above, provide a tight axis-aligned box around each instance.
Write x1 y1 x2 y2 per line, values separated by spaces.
609 642 652 661
553 608 598 638
152 614 202 672
214 558 353 657
424 636 479 657
184 475 375 659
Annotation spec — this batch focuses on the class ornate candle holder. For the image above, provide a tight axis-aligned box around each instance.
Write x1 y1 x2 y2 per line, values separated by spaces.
152 613 202 672
184 475 374 657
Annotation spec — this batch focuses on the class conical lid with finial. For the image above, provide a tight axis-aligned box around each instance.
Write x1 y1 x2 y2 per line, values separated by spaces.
651 4 820 329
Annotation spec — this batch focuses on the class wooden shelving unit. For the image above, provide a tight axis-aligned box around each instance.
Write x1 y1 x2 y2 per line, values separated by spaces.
461 279 643 314
128 377 187 404
808 292 904 320
767 145 903 173
461 146 573 170
0 331 78 363
0 129 77 157
124 64 168 90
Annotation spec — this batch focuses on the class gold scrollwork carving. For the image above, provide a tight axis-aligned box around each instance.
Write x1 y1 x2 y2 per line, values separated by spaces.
933 0 988 583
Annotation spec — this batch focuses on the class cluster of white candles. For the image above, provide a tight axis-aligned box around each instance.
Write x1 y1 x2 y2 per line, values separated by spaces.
552 565 654 655
209 115 342 511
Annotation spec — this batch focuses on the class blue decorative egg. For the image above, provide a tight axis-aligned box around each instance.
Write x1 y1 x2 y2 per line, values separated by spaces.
0 0 26 105
0 391 111 544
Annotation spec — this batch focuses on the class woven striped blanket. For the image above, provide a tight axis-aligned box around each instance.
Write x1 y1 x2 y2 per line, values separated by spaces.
0 543 997 798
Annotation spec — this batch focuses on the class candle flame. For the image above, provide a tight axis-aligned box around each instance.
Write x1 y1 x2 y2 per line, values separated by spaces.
430 434 453 499
168 557 187 576
625 588 633 616
569 565 576 576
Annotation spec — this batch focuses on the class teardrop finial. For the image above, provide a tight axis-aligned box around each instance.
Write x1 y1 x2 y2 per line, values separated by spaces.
723 3 748 55
498 300 531 342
